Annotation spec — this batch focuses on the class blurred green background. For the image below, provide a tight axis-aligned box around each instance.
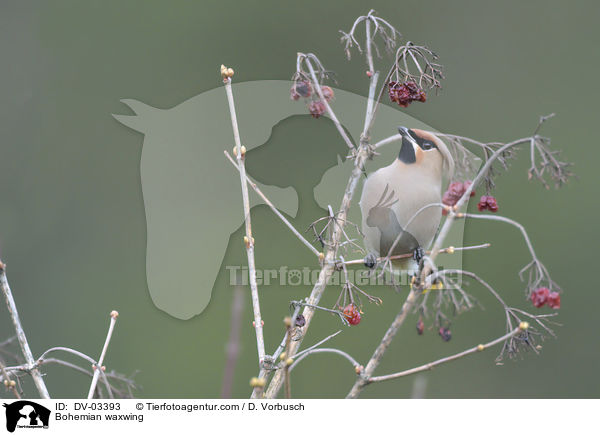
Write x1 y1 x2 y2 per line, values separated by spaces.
1 0 598 398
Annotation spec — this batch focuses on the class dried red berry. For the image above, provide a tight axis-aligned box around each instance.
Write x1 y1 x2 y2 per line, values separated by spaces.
416 318 425 335
321 86 335 102
294 80 312 98
309 100 326 118
531 287 550 308
343 304 361 326
477 195 499 212
477 196 488 212
438 327 451 342
295 314 306 327
388 81 427 107
547 291 561 309
290 87 301 101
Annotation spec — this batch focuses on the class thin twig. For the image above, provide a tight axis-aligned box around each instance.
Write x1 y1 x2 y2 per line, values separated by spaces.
302 54 356 150
0 261 50 398
340 243 491 266
292 330 342 361
39 346 96 365
367 327 523 384
87 311 119 399
223 71 267 373
224 150 320 257
289 348 360 372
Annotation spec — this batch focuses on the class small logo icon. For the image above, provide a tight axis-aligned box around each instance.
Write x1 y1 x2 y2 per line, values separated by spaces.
2 401 50 432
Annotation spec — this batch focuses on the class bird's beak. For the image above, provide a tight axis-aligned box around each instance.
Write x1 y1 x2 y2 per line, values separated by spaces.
398 126 418 152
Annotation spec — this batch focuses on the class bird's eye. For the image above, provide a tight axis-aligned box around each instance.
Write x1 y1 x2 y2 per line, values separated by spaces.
422 141 435 150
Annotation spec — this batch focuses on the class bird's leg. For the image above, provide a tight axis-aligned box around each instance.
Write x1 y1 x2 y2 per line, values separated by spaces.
363 252 378 269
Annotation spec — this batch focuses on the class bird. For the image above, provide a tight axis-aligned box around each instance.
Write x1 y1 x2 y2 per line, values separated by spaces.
359 126 454 273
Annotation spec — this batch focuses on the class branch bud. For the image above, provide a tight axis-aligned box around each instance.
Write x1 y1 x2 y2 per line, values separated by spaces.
477 344 485 352
110 310 119 319
232 145 246 157
519 321 529 330
283 316 292 328
249 377 266 388
285 358 294 366
280 352 287 360
354 365 364 375
446 246 455 254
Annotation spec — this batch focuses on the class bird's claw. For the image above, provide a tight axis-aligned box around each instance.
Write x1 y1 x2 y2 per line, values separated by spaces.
413 247 425 264
364 253 378 269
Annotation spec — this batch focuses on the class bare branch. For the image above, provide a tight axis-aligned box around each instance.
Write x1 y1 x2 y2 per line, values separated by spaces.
222 68 267 376
87 311 119 399
290 348 361 373
340 243 491 266
0 260 50 398
367 326 523 384
459 213 559 295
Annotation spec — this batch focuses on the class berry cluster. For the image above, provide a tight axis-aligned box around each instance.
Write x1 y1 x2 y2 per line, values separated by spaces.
388 81 427 107
477 195 499 212
343 304 362 326
442 181 475 215
530 287 561 309
290 81 335 119
308 100 326 118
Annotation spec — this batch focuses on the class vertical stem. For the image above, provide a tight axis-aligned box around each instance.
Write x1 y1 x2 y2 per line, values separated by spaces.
264 61 380 398
223 77 266 369
87 311 118 399
365 18 375 74
0 262 50 398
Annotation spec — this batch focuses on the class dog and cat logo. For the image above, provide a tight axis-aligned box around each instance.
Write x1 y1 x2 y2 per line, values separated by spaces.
2 401 50 432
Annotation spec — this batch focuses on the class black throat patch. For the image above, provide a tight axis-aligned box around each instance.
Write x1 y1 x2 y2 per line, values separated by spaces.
398 136 416 164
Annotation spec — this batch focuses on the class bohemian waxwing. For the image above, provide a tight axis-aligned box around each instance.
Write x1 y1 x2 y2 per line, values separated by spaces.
359 127 454 272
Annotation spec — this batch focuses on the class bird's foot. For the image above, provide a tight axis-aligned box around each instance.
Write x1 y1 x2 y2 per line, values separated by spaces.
363 253 378 269
412 247 425 265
